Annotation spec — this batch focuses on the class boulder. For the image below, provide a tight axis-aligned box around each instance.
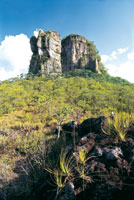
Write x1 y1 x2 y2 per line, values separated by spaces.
91 146 103 157
103 147 123 161
57 182 75 200
62 121 78 135
79 116 107 135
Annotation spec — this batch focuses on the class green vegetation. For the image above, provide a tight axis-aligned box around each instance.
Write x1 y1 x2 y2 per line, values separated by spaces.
62 33 82 41
0 69 134 198
1 69 133 117
102 112 132 140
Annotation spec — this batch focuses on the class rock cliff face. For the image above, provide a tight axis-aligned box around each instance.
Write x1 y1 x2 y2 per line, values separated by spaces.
29 31 102 75
61 34 101 73
29 30 62 74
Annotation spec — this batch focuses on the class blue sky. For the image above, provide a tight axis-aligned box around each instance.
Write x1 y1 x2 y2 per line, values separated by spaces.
0 0 134 82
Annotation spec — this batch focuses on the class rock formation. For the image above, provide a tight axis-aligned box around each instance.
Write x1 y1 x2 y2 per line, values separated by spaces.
61 34 101 73
29 30 102 75
29 30 62 74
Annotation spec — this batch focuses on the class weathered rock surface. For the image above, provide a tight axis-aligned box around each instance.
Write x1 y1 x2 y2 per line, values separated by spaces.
61 116 107 138
62 121 78 135
57 182 75 200
79 116 107 135
29 30 62 74
61 34 101 73
29 31 102 75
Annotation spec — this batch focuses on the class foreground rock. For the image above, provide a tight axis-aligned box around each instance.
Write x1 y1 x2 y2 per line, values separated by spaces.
62 121 78 135
79 116 107 135
57 182 75 200
61 116 107 137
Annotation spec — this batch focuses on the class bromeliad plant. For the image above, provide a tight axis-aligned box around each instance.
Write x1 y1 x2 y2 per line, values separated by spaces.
46 149 74 187
79 148 87 164
46 168 64 200
102 112 131 141
60 151 73 177
45 149 75 200
113 113 130 140
54 170 64 188
76 148 93 184
46 146 95 199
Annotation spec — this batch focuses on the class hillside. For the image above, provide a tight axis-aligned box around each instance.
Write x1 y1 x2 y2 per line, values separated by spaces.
0 70 134 199
0 69 134 116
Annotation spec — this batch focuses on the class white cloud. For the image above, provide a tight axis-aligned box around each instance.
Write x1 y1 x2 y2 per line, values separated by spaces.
127 52 134 61
106 60 134 83
100 46 134 83
34 29 39 38
0 34 32 81
0 67 20 81
102 48 134 83
101 47 129 64
111 50 117 59
117 47 129 54
101 55 110 63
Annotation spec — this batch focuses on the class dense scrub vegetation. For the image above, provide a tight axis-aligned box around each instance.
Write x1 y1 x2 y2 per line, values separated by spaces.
0 69 134 199
0 69 134 116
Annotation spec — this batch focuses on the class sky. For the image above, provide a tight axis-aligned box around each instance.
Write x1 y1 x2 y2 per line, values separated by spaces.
0 0 134 82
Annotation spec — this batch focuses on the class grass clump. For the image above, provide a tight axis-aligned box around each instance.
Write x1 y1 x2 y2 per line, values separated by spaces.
60 152 73 177
77 148 93 184
102 112 131 140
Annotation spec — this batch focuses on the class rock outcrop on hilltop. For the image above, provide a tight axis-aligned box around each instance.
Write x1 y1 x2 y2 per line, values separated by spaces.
29 30 62 74
61 34 101 73
29 30 102 75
